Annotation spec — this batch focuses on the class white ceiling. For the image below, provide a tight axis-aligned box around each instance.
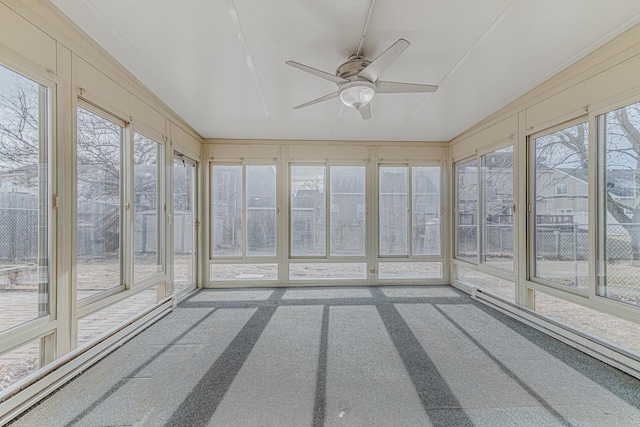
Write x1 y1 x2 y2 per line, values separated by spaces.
51 0 640 142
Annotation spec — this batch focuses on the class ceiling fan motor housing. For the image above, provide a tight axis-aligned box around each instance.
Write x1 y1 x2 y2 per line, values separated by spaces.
336 56 372 80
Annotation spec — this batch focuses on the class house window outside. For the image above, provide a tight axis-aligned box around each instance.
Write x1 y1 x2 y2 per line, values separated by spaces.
555 183 568 195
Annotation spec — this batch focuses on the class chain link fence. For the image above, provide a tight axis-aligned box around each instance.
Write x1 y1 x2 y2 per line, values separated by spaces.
0 208 39 264
459 218 640 296
0 208 40 286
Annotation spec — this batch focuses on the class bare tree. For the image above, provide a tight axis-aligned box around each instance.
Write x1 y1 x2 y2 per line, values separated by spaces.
0 81 40 170
606 105 640 259
535 109 640 260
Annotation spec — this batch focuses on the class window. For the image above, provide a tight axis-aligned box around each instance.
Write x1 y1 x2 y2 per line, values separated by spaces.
289 263 367 280
290 164 366 258
211 165 242 257
412 167 441 256
597 101 640 306
133 132 162 282
77 284 160 346
555 183 568 195
458 266 515 302
379 165 441 257
0 338 43 390
211 164 276 258
0 65 49 331
246 165 277 256
290 165 325 257
379 166 408 255
455 159 477 262
378 262 442 279
533 122 588 290
173 155 196 293
330 166 366 257
77 106 123 299
480 146 514 270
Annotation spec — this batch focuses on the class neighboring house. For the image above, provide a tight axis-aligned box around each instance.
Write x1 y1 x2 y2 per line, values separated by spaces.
537 166 638 225
0 164 40 196
536 166 589 224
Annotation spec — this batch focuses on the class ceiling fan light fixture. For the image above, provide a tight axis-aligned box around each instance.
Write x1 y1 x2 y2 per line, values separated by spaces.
339 81 376 109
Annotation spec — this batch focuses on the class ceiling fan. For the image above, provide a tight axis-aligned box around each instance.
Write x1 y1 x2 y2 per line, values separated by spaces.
286 38 438 120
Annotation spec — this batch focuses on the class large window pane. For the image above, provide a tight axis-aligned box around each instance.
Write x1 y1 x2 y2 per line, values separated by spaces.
330 166 365 256
210 263 278 281
412 166 441 256
481 147 514 270
77 107 122 299
133 133 161 282
212 165 242 257
534 122 588 290
0 338 41 391
379 166 408 255
77 285 159 346
173 156 195 293
289 263 367 280
291 165 326 256
535 290 640 355
0 65 49 330
378 262 442 280
458 266 515 302
246 165 276 257
456 159 477 262
599 102 640 305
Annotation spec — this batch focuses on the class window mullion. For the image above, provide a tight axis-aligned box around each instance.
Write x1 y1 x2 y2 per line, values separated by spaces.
124 125 133 289
242 163 247 259
325 164 330 258
479 156 486 265
475 157 481 265
408 166 413 257
595 114 607 298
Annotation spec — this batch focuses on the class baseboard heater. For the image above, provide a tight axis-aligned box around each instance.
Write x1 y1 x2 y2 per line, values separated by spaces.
471 287 640 381
0 297 175 426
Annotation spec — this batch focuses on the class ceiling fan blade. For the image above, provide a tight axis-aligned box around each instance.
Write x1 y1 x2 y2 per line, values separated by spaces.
358 38 410 82
293 91 339 109
358 103 371 120
376 81 438 93
286 61 347 85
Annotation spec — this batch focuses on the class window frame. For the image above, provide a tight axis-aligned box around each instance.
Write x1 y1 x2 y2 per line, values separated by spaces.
453 156 479 264
210 160 278 262
75 101 129 308
172 152 198 295
594 98 640 308
288 161 368 261
555 183 569 196
378 161 444 260
131 129 165 286
0 61 56 363
527 116 589 296
479 144 515 272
